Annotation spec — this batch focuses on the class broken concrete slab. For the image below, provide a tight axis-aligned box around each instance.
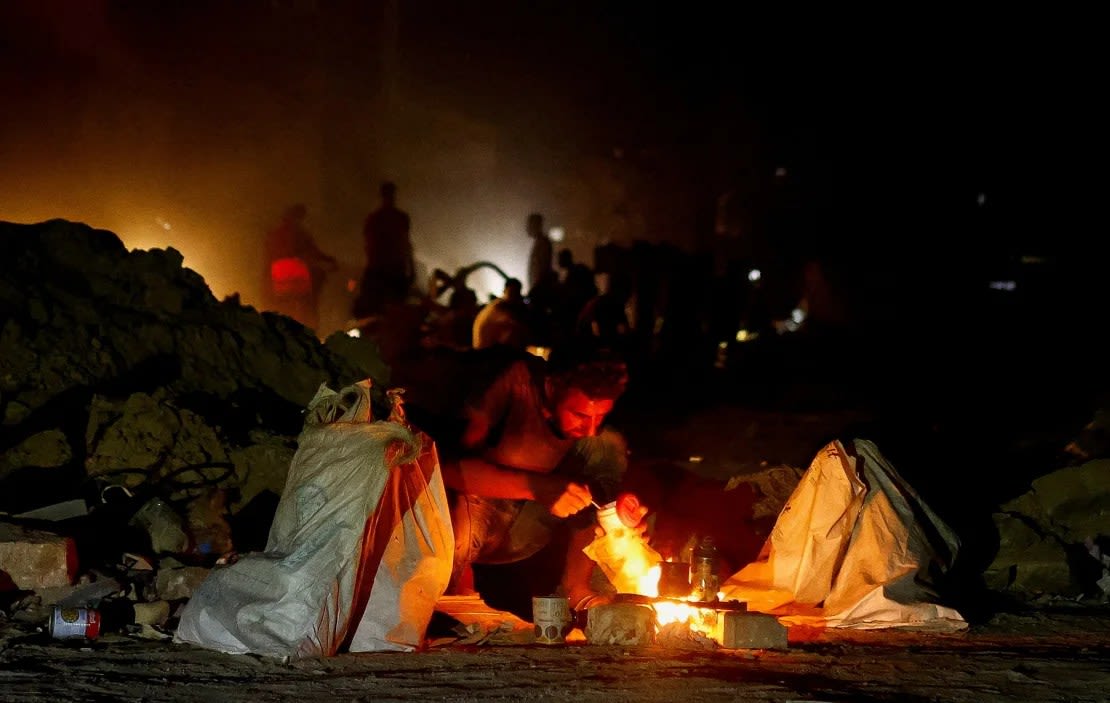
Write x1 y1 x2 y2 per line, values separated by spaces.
0 522 76 590
584 602 655 645
720 610 788 650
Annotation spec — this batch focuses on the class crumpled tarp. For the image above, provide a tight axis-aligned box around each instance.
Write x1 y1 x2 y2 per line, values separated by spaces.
720 438 967 631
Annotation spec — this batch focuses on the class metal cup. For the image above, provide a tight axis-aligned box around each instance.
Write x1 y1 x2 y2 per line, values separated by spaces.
532 596 572 644
658 561 692 598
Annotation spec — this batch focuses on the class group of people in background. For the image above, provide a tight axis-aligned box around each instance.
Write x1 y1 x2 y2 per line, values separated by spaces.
262 182 632 372
469 210 629 364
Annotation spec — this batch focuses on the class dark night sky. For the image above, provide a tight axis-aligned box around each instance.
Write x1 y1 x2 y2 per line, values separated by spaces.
0 2 1102 332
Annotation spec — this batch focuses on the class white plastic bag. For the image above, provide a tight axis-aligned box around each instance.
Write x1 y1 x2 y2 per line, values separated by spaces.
720 439 965 630
174 381 453 657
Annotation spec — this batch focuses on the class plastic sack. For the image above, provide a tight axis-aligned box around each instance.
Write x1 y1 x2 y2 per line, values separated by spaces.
720 438 966 630
174 380 453 657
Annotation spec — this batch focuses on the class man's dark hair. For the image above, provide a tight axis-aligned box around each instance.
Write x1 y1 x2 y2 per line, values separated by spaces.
555 359 628 401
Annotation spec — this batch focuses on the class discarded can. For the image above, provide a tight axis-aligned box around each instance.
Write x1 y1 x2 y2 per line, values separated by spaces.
49 606 102 640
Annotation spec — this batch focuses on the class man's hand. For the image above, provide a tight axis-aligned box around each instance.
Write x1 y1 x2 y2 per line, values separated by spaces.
531 476 593 518
616 492 649 528
591 493 652 540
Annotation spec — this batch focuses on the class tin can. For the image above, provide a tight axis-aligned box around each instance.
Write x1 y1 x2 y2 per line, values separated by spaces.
49 606 102 640
532 596 572 644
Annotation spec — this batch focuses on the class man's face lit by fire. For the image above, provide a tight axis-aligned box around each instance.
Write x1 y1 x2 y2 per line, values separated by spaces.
553 388 614 439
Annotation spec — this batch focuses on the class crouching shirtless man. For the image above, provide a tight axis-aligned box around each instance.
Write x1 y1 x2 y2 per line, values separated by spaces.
440 352 647 614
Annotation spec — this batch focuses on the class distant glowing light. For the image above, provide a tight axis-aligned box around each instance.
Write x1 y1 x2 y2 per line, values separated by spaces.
989 280 1017 291
976 193 986 206
549 226 565 243
1020 255 1046 265
156 216 172 231
735 329 759 343
526 345 551 361
791 307 806 325
346 328 361 338
774 166 787 178
747 268 761 283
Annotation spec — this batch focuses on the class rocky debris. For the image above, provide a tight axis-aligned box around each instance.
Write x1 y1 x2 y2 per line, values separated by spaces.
0 219 400 638
986 458 1110 600
725 464 804 522
0 524 76 590
584 602 655 645
1 219 390 565
655 620 718 650
154 564 210 601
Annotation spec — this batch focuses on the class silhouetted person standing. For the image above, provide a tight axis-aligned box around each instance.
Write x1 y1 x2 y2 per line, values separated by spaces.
264 203 337 330
525 212 558 344
355 181 414 317
526 213 555 298
557 248 597 320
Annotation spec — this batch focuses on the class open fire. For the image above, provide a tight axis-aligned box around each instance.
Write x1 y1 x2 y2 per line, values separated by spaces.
616 563 744 641
586 499 747 644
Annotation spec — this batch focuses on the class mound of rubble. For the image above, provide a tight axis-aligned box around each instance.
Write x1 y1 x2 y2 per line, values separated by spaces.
1 219 392 614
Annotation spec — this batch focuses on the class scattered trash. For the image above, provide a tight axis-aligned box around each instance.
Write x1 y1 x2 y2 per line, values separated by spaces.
49 606 101 640
11 498 90 522
129 498 189 556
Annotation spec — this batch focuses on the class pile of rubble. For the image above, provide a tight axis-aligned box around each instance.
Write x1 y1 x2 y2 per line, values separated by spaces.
986 410 1110 599
0 219 389 634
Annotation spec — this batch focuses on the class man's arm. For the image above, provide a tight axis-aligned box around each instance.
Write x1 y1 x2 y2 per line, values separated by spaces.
441 457 593 518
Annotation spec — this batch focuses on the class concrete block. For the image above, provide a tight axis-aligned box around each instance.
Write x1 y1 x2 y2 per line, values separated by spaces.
720 611 788 650
585 602 655 645
0 523 76 590
155 566 210 601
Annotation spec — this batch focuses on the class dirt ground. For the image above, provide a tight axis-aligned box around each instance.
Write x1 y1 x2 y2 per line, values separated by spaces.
2 605 1110 703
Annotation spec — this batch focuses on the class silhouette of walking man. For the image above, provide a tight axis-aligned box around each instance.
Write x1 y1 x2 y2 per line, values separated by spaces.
355 180 414 317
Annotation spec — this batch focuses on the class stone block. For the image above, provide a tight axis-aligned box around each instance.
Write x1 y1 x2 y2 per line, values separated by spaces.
585 602 655 645
720 611 788 650
0 523 76 590
155 566 211 601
